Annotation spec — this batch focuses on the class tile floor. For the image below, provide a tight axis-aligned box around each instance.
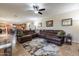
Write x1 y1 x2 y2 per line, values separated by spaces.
0 38 79 56
12 38 79 56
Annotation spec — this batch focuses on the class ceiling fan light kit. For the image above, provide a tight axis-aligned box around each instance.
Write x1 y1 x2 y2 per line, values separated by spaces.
33 4 45 15
34 11 38 14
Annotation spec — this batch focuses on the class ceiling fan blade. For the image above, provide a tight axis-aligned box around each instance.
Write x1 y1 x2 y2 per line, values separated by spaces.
38 12 42 15
39 8 45 11
33 5 39 10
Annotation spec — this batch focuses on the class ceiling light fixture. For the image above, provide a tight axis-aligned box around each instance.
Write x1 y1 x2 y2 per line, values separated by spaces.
34 10 38 14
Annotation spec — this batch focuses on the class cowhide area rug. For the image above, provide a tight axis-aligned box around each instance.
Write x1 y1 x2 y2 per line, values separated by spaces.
22 38 60 56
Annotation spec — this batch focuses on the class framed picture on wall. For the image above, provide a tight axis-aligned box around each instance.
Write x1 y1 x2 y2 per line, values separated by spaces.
46 20 53 27
62 18 72 26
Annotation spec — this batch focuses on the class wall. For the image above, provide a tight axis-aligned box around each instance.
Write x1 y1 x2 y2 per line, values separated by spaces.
37 10 79 43
26 22 36 30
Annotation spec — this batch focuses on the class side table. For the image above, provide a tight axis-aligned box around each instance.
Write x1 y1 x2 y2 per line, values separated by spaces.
65 34 72 45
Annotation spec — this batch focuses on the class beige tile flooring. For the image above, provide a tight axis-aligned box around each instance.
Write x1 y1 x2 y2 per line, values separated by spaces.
0 42 79 56
0 48 4 56
59 43 79 56
12 42 31 56
12 42 79 56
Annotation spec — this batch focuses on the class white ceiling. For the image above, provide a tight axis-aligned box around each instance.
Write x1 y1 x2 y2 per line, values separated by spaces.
0 3 79 23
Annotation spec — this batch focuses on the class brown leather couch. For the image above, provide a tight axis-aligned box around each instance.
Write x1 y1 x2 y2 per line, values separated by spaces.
23 30 37 38
17 30 37 43
17 30 65 46
38 30 65 46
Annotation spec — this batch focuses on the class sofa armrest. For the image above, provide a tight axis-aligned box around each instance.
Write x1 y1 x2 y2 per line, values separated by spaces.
17 35 32 43
19 35 31 39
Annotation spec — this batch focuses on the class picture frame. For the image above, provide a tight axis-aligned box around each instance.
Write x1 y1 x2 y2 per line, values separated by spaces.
62 18 72 26
46 20 53 27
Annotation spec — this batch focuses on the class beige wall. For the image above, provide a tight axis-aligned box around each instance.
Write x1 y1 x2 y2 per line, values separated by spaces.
36 10 79 43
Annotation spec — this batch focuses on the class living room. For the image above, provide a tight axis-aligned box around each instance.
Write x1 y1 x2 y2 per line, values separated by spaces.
0 3 79 56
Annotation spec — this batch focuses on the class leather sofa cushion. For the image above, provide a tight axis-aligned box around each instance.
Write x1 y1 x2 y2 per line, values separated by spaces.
46 36 62 41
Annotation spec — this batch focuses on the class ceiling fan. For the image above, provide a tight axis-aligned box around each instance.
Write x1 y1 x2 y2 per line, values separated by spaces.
33 5 45 15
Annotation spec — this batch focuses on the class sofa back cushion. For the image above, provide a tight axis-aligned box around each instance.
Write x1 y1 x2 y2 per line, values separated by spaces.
29 30 35 34
40 30 65 36
23 30 35 35
23 30 29 35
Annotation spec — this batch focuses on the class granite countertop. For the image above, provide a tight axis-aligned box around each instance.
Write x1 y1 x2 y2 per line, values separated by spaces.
0 33 16 49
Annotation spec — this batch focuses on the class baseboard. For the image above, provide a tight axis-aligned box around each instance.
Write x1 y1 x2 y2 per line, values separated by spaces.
72 41 79 44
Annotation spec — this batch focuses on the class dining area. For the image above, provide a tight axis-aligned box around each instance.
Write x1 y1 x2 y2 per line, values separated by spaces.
0 33 16 56
0 23 16 56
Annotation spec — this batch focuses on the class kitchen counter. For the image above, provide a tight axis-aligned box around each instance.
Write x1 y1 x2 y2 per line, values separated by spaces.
0 33 16 49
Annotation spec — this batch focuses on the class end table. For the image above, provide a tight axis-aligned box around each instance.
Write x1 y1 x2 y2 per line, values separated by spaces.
65 34 72 45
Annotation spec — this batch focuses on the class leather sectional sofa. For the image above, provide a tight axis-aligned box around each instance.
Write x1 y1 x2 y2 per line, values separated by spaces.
38 30 65 46
17 30 37 43
17 30 65 46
